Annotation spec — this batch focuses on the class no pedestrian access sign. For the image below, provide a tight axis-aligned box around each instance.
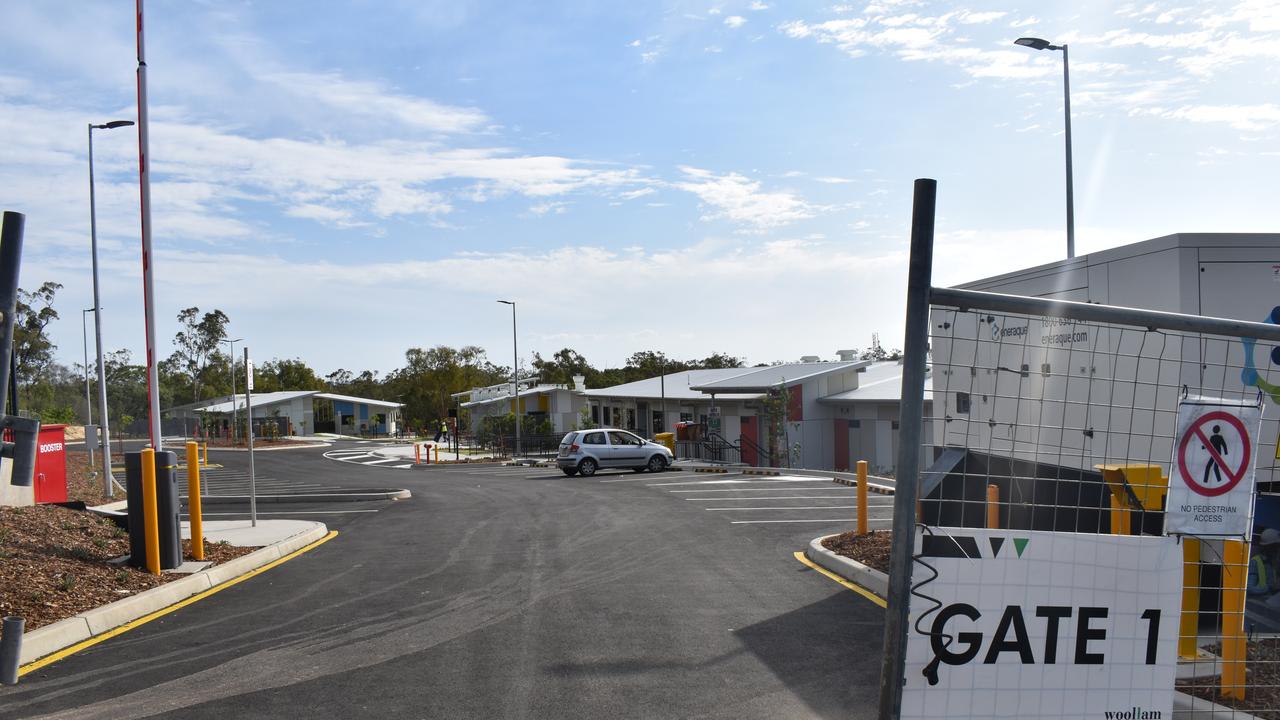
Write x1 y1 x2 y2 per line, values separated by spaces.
1166 397 1263 537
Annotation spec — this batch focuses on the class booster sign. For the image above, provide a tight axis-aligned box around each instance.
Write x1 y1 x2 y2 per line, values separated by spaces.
901 529 1182 720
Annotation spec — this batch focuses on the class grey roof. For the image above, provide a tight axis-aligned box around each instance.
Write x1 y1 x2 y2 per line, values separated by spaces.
689 360 869 393
817 362 933 404
195 390 318 413
460 384 576 409
314 392 404 409
584 369 760 401
197 390 403 413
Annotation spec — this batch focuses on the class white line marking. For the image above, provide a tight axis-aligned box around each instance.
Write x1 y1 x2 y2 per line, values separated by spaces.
392 464 412 469
668 488 852 493
192 510 382 516
361 458 405 465
729 518 883 524
649 478 838 487
706 505 857 511
684 495 892 501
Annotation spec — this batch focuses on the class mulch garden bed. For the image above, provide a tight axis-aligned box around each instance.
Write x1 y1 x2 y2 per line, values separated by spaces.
822 529 892 573
0 504 255 631
1177 639 1280 719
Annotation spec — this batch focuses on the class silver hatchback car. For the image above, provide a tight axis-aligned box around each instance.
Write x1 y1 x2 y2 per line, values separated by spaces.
557 428 673 477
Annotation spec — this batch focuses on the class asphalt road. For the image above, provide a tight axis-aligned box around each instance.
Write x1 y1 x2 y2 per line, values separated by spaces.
3 443 887 719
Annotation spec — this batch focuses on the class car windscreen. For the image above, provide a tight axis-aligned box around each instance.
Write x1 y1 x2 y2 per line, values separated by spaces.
559 432 578 445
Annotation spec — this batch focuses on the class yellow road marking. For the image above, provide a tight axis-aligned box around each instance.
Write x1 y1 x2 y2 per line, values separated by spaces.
19 530 339 676
793 551 887 608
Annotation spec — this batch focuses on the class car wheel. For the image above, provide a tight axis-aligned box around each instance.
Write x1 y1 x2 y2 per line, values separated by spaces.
647 455 668 473
562 468 578 477
578 458 598 477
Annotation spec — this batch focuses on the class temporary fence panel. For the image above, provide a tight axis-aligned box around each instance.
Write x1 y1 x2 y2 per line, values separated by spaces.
879 178 1280 720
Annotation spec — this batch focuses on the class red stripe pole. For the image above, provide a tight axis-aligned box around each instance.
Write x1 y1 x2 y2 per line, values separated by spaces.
136 0 162 450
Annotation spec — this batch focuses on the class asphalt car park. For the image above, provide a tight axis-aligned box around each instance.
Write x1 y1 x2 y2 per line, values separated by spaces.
10 449 884 719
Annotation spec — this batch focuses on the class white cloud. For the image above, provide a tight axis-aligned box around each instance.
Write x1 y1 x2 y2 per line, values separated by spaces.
674 166 817 230
814 176 855 184
725 15 747 29
1146 103 1280 130
260 72 488 134
750 1 769 10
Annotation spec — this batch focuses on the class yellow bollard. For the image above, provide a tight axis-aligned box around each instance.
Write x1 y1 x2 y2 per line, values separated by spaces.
986 484 1000 529
434 445 439 463
1109 491 1132 535
415 444 421 465
202 442 208 467
1179 539 1201 660
856 460 869 536
185 442 204 561
141 448 160 576
1220 539 1248 701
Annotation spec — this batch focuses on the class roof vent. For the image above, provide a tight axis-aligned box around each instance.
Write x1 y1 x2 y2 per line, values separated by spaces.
800 355 820 363
572 374 586 391
836 349 857 362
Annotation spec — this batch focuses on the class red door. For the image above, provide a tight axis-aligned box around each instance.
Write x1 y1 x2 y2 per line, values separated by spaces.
34 424 68 504
740 416 759 466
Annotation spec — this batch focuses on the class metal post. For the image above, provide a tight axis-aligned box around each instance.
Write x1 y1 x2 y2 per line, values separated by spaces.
0 212 24 416
82 309 95 467
1 616 24 685
1062 43 1075 260
512 302 520 460
244 347 256 526
877 178 936 720
225 338 239 441
89 124 117 496
185 441 204 561
136 0 162 450
660 355 667 434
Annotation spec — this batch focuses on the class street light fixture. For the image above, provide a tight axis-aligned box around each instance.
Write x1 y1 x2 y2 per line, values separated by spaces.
497 300 520 461
1014 36 1075 259
81 308 96 467
88 118 133 496
223 337 243 441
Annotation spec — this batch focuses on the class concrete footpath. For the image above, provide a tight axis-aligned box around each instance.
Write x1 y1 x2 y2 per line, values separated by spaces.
18 519 330 667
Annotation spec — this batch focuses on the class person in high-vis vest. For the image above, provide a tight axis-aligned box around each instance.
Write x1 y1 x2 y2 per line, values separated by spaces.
1248 528 1280 596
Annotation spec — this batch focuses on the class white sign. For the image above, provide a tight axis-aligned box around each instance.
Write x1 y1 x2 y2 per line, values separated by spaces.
902 528 1181 720
1165 397 1262 537
246 359 255 392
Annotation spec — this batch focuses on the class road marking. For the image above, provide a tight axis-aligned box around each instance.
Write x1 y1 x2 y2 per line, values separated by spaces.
793 551 886 608
706 505 858 511
650 478 837 487
729 518 874 524
668 488 851 493
196 510 381 516
684 495 888 501
360 458 404 465
19 530 339 676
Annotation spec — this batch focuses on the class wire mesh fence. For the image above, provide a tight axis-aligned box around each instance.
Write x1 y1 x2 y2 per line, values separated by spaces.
893 299 1280 718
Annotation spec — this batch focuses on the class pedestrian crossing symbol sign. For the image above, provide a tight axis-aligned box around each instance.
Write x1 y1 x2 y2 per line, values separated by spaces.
1166 397 1262 537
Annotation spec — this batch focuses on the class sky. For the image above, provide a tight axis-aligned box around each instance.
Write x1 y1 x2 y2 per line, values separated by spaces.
1 0 1277 379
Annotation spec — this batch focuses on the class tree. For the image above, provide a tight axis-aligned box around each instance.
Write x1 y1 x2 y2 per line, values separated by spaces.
169 307 229 403
12 282 62 402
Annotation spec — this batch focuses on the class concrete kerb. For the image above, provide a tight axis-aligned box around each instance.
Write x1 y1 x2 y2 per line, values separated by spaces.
805 534 889 599
191 489 411 505
803 533 1249 720
18 522 330 666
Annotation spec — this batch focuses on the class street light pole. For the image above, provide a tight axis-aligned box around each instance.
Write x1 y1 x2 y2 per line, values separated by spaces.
223 337 243 442
1015 37 1075 259
498 300 519 460
88 119 132 497
81 308 95 467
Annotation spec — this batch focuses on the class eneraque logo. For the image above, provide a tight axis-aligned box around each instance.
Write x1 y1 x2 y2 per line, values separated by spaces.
1240 305 1280 403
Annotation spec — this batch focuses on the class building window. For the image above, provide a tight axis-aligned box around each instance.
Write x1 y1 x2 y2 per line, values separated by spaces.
891 420 900 430
956 391 971 414
849 419 861 429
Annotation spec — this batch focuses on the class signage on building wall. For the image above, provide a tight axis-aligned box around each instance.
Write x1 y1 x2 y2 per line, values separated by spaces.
901 528 1180 720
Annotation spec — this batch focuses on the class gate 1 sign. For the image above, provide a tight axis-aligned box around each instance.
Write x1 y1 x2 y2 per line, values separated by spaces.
1165 397 1262 538
901 529 1181 720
